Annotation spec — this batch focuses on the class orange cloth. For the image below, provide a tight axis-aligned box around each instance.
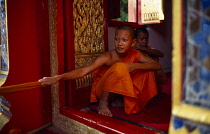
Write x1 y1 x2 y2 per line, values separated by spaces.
0 81 42 95
90 49 157 115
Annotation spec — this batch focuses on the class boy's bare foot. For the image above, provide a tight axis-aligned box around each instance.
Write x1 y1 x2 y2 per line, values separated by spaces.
98 100 113 117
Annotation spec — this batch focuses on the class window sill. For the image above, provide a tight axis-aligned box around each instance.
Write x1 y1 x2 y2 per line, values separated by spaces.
108 20 163 28
60 107 166 134
108 20 145 29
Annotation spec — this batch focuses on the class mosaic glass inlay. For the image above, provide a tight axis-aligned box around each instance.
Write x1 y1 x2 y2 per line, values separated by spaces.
0 0 8 72
184 0 210 109
0 0 8 87
172 116 210 134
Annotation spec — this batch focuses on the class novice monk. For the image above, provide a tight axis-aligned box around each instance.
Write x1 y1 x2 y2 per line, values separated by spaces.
133 27 164 60
39 25 162 117
133 27 167 92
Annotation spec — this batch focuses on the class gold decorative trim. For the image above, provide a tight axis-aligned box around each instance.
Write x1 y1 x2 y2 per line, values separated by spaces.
76 73 93 88
172 0 182 108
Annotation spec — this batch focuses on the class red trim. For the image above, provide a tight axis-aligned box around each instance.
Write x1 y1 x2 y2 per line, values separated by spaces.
137 0 142 25
108 20 145 29
60 107 160 134
103 0 108 51
107 0 120 19
56 0 66 107
63 0 76 107
180 0 185 101
72 86 91 109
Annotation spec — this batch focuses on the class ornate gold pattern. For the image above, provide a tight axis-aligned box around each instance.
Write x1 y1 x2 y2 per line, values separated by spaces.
76 73 93 88
73 0 105 88
75 54 101 88
73 0 104 54
75 54 100 69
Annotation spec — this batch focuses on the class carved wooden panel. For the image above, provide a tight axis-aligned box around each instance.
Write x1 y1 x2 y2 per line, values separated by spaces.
73 0 105 88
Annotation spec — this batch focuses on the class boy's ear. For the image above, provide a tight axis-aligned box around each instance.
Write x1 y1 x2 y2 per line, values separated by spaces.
131 39 137 47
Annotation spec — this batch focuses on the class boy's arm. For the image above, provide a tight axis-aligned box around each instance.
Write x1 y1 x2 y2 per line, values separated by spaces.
133 44 164 57
133 45 164 57
126 54 162 72
39 53 110 86
144 48 164 57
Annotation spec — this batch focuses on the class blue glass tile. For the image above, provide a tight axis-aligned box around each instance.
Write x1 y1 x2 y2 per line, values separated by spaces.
2 45 6 51
202 0 210 11
199 45 210 60
2 39 6 45
199 93 209 101
173 117 184 130
2 54 8 71
193 31 206 46
0 13 5 21
2 30 6 37
173 116 210 134
199 126 210 134
1 8 4 13
2 24 6 29
192 82 201 93
199 67 210 83
0 1 4 7
2 54 7 62
193 19 210 47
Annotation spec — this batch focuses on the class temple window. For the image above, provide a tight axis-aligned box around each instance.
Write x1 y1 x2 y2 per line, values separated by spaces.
108 0 164 26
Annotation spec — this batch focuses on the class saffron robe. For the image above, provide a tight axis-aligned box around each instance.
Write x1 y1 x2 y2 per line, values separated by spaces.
90 49 158 115
135 45 166 92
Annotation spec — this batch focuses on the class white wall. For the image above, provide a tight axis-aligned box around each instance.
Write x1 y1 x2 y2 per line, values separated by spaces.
147 25 172 73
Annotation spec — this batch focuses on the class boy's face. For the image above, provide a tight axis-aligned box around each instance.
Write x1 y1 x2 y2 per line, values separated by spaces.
114 29 136 54
136 32 149 46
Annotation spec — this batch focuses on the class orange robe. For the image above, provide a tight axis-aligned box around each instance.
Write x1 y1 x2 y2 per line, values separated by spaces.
90 49 157 115
135 45 165 92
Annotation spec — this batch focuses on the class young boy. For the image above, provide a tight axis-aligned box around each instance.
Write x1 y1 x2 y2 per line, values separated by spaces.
133 28 164 59
133 27 167 92
39 25 161 117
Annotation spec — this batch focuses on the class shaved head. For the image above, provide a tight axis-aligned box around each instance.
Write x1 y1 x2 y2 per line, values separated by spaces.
116 25 135 39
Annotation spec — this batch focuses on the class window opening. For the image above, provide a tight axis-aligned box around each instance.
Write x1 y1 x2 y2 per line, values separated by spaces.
109 0 164 25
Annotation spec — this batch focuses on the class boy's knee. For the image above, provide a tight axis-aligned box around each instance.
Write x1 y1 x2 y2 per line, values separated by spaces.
110 62 128 77
111 62 127 70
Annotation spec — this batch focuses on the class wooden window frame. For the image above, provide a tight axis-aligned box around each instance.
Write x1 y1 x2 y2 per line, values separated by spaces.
53 0 164 133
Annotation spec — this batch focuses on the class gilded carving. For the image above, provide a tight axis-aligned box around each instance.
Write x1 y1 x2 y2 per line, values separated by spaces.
73 0 104 88
73 0 104 53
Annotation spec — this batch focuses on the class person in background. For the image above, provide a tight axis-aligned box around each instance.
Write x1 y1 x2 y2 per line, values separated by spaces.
133 27 168 93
